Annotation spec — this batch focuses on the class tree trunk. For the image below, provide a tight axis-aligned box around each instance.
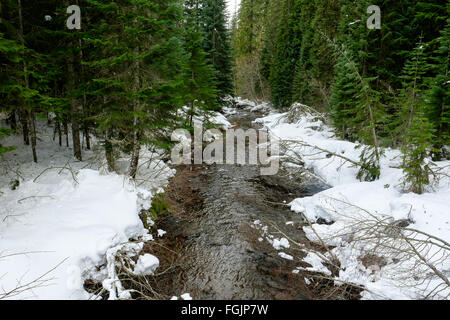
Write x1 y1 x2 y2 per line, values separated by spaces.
18 109 29 145
84 125 91 150
67 57 82 161
104 130 115 172
78 23 91 151
129 130 141 179
65 0 82 161
64 118 69 147
8 111 17 131
18 0 37 162
129 16 141 179
28 111 38 163
54 121 62 146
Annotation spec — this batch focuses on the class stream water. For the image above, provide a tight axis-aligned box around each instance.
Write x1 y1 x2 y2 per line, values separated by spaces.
157 106 327 300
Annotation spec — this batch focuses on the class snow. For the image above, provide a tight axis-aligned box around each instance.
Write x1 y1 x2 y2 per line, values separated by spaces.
178 106 232 130
0 169 146 299
133 254 160 276
255 104 450 300
273 238 290 250
0 120 175 299
180 293 193 300
170 293 193 300
208 112 232 130
278 252 294 261
157 229 167 237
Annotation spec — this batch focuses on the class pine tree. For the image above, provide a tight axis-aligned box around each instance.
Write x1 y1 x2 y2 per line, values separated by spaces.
328 49 360 139
0 29 22 135
0 0 56 162
200 0 233 99
328 0 378 140
183 0 219 126
232 0 269 101
0 22 21 155
329 37 385 182
265 0 302 109
292 0 342 108
398 41 436 194
425 18 449 160
84 0 184 177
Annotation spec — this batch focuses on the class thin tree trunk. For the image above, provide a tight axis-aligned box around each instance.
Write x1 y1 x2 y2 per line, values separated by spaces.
65 0 82 161
129 130 141 179
129 12 141 179
104 97 114 172
18 109 29 145
67 57 82 160
84 125 90 150
8 111 17 131
104 136 115 172
18 0 37 162
64 118 69 147
28 111 37 162
57 121 62 146
129 82 141 179
77 18 90 151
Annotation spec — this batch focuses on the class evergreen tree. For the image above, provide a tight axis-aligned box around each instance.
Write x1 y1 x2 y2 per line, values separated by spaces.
292 0 341 108
0 0 55 162
84 0 184 177
265 0 302 109
183 0 219 126
425 18 449 160
0 15 21 155
398 41 436 194
329 0 382 142
200 0 234 99
232 0 269 101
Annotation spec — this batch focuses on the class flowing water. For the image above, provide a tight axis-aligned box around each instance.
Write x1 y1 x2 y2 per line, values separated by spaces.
159 107 327 300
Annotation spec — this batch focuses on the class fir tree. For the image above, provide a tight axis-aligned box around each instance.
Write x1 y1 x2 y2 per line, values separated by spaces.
84 0 184 177
329 39 385 182
200 0 234 99
183 0 219 126
266 0 302 109
398 41 436 194
425 18 449 160
232 0 269 101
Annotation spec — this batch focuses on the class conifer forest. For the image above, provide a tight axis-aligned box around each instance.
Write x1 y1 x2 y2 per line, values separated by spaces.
0 0 449 302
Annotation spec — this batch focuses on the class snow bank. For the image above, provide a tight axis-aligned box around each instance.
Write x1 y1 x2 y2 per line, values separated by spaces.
0 169 148 299
255 106 450 300
0 121 175 299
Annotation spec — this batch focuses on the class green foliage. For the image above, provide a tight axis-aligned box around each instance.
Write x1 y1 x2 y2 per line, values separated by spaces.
149 193 170 219
141 192 170 229
232 0 448 186
232 0 271 101
265 0 302 109
398 42 437 194
200 0 234 99
425 18 450 160
82 0 185 166
0 127 16 155
182 1 219 125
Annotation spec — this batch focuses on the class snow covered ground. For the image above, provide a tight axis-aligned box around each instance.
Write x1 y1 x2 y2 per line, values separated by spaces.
255 103 450 300
0 121 174 299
